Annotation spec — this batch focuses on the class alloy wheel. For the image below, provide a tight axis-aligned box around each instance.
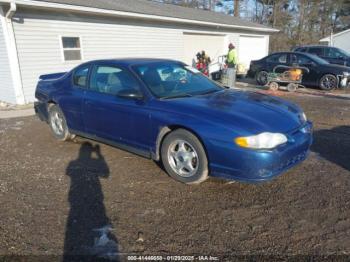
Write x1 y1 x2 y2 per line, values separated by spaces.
51 111 64 136
167 139 199 177
320 75 337 90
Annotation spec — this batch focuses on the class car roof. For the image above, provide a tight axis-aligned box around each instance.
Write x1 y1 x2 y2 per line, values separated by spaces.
81 58 184 67
268 51 312 56
295 45 333 49
266 51 321 61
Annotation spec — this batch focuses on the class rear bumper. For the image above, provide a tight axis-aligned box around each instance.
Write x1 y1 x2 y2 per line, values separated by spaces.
247 69 256 79
34 101 49 122
209 122 313 183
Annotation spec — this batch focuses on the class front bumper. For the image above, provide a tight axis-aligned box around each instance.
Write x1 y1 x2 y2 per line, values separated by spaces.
339 75 350 88
209 121 313 183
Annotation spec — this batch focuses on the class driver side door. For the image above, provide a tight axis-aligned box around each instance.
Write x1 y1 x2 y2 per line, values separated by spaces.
82 63 151 152
290 54 319 86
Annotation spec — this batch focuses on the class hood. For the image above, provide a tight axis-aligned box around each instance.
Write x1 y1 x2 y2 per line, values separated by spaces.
160 90 305 135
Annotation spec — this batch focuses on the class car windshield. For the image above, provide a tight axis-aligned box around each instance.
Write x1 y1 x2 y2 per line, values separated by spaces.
307 53 329 65
338 48 350 57
132 62 222 99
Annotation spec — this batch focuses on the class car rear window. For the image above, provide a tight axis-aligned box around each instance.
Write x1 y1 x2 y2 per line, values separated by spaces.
73 65 89 87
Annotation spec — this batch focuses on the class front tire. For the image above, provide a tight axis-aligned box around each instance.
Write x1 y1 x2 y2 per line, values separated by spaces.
48 104 72 141
256 70 268 86
161 129 208 184
319 74 338 90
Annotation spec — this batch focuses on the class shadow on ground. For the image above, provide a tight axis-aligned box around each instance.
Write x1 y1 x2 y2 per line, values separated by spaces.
312 125 350 171
63 142 119 261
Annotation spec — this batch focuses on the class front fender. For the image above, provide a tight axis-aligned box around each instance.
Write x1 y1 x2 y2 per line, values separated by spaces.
149 109 237 163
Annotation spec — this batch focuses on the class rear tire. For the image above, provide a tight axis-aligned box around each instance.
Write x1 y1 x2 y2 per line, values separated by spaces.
48 104 73 141
319 74 338 91
161 129 208 184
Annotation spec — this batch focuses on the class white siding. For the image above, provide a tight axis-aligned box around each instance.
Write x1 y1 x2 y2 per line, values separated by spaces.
13 10 184 102
12 8 270 103
183 33 226 66
238 35 269 68
333 33 350 53
0 6 16 104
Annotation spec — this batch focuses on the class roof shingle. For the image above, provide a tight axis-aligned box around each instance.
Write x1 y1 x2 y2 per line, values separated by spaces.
34 0 276 32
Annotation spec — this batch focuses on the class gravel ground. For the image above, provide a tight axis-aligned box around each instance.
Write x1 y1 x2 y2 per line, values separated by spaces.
0 91 350 261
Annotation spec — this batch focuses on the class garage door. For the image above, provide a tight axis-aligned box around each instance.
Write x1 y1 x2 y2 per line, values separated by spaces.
183 33 225 67
239 35 268 68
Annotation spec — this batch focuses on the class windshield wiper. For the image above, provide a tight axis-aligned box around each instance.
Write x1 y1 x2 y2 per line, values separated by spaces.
160 93 193 100
197 89 221 96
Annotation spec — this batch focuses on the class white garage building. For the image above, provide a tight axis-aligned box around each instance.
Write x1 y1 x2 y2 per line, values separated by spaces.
0 0 277 105
320 29 350 53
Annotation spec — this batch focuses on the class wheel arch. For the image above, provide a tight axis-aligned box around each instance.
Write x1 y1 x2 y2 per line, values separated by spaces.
46 101 73 141
47 100 57 106
153 125 209 163
37 100 57 123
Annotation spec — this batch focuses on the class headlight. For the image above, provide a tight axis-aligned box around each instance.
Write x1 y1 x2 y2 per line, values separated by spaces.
343 72 350 77
235 132 288 149
301 112 307 122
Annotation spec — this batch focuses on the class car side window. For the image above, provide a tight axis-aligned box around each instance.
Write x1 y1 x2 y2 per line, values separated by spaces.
266 54 287 63
325 48 344 58
291 54 312 65
73 65 89 88
89 65 141 96
308 47 323 56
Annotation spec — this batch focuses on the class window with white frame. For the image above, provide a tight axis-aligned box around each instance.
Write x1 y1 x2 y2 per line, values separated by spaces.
61 37 82 61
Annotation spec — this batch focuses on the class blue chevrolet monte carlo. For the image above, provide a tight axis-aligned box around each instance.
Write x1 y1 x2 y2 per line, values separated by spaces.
35 59 313 184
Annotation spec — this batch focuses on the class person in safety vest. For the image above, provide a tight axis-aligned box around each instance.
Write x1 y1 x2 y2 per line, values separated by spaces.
226 43 237 88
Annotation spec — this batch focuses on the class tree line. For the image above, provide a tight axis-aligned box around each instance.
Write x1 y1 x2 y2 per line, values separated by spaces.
154 0 350 52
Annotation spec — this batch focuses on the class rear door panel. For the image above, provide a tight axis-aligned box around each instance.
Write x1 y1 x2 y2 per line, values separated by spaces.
59 65 90 132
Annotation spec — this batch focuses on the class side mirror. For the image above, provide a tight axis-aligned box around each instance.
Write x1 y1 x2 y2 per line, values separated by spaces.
117 89 143 100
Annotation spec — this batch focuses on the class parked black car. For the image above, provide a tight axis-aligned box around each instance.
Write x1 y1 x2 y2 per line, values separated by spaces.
293 45 350 67
248 52 350 90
